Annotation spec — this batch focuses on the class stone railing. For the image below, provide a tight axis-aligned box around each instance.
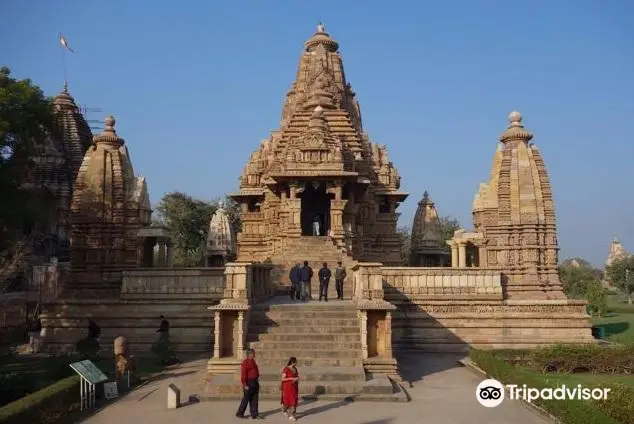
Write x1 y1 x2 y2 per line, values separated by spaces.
381 267 503 300
121 268 225 300
352 263 385 301
222 262 274 305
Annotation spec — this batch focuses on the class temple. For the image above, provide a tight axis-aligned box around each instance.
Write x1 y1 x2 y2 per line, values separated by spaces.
204 201 237 266
449 112 565 299
231 24 407 285
409 191 450 266
38 24 595 402
605 238 629 267
21 83 93 262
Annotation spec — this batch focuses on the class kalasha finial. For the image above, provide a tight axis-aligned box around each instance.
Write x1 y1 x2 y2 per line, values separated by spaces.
508 111 522 127
63 80 68 93
423 190 429 200
217 200 225 209
317 22 325 33
104 115 116 131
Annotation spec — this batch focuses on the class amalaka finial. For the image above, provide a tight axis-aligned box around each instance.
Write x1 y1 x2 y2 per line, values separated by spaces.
317 22 325 33
508 111 522 127
104 116 116 131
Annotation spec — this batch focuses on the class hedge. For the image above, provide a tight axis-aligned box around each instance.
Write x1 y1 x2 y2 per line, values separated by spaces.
0 375 80 424
530 344 634 374
469 349 621 424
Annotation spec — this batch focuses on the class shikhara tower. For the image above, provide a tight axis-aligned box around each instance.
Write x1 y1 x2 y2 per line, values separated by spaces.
232 24 408 277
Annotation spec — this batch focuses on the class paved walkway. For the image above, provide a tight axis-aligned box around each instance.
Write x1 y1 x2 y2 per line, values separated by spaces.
81 354 549 424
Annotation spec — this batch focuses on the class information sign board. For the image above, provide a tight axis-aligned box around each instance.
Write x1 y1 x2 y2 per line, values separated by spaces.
69 360 108 385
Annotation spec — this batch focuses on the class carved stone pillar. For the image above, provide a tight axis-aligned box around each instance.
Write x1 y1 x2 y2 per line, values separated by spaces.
385 311 393 359
237 311 244 356
158 240 167 266
458 242 467 267
329 199 347 239
359 310 368 359
213 310 221 359
451 243 458 268
167 241 173 267
478 245 487 267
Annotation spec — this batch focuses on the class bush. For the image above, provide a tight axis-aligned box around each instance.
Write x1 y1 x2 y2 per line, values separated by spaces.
75 338 99 360
470 349 620 424
529 344 634 374
586 280 608 316
593 383 634 424
0 375 79 424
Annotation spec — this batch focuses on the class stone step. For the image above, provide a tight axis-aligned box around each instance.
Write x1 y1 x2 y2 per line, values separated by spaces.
257 366 366 382
249 318 358 327
247 333 360 342
253 349 361 359
257 357 362 367
248 325 359 334
250 341 362 350
251 310 358 319
207 380 366 396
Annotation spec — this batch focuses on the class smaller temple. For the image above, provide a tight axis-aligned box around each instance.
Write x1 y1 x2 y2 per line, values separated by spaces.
409 191 450 266
21 83 93 262
68 116 152 296
449 111 565 299
204 201 236 266
605 238 629 267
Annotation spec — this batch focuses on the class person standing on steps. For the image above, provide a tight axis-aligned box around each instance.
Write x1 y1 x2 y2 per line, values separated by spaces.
318 262 331 302
236 349 262 419
335 261 347 300
280 356 299 420
303 260 314 300
289 263 301 301
299 262 311 301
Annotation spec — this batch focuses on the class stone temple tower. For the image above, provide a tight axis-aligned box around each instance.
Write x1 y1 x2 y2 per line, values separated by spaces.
409 191 450 266
205 201 237 266
68 116 151 297
453 111 565 299
21 83 93 261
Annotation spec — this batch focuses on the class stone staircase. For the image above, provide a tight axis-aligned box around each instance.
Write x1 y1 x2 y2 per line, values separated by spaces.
270 236 356 300
204 299 404 401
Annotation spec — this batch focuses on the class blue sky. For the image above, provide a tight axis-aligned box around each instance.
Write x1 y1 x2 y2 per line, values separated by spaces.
2 0 633 267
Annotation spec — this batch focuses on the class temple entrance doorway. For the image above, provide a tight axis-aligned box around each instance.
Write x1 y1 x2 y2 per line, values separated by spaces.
300 182 331 236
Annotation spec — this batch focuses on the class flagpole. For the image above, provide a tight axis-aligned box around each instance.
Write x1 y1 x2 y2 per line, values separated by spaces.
59 33 68 87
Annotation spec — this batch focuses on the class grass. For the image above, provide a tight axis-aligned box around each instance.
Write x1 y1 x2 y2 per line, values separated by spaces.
592 296 634 345
0 351 166 424
470 348 634 424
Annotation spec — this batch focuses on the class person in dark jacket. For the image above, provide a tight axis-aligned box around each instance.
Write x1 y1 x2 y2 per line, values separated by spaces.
289 263 301 300
299 263 311 301
157 315 170 341
236 349 262 419
88 319 101 340
335 261 347 300
318 262 331 301
303 260 313 300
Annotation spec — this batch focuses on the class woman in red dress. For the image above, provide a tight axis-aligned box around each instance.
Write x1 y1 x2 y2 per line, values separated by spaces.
281 356 299 420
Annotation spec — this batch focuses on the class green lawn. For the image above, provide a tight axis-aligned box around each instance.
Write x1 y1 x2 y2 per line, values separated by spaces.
0 353 164 408
592 297 634 345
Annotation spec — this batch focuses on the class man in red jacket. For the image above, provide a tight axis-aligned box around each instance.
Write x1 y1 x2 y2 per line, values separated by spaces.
236 348 262 419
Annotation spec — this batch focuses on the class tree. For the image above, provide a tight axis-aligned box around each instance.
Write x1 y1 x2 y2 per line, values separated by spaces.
558 260 603 299
398 215 461 266
605 255 634 304
1 67 56 279
153 192 241 267
439 216 461 242
397 226 411 265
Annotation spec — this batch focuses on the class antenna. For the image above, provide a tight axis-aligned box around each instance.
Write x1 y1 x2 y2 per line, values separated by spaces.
80 104 104 132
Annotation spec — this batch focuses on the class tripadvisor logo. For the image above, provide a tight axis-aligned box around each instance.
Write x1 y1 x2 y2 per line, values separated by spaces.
476 378 611 407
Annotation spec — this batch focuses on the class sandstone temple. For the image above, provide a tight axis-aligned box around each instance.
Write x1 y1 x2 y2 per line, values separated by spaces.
36 24 594 400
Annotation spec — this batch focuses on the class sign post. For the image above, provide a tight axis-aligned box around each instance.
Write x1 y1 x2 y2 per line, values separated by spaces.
69 360 109 411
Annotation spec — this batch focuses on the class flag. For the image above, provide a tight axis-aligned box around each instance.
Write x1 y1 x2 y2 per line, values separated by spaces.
59 34 74 53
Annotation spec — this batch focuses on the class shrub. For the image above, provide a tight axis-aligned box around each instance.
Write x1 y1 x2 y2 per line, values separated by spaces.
0 375 79 424
75 338 99 360
593 383 634 424
529 344 634 374
586 280 608 316
470 349 619 424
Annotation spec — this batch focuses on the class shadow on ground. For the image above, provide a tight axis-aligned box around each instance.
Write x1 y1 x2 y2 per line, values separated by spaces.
594 321 630 337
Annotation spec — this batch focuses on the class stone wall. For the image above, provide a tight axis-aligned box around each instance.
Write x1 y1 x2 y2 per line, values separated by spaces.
376 266 594 352
41 267 228 355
